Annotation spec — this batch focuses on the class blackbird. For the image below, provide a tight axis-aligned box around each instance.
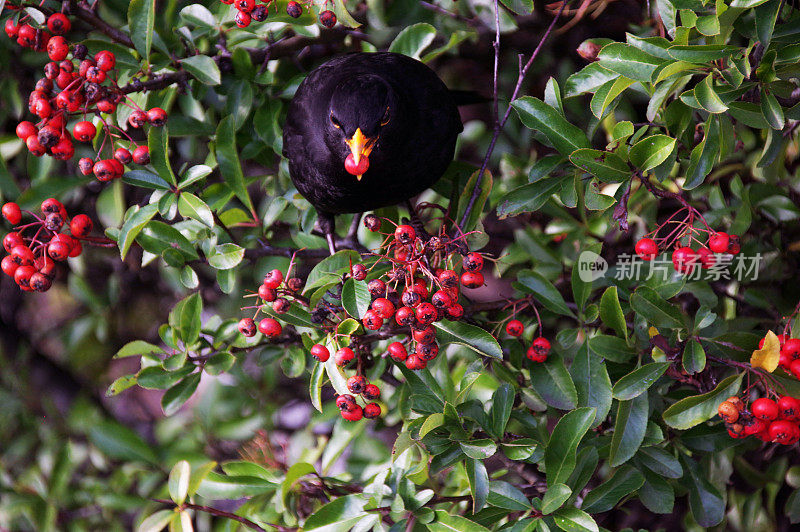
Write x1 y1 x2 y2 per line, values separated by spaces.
283 52 464 253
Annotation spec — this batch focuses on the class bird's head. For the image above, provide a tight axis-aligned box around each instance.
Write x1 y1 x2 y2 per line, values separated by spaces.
328 75 397 181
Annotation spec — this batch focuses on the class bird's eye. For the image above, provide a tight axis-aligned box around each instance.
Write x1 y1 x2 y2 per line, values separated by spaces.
330 114 342 129
380 107 390 127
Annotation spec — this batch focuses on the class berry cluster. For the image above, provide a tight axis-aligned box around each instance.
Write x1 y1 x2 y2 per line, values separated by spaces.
236 267 307 339
719 395 800 445
1 199 93 292
635 229 740 274
220 0 336 28
504 318 551 363
6 12 164 182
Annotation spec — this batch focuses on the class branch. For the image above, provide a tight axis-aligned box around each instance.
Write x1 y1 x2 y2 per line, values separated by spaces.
151 499 291 532
458 0 569 228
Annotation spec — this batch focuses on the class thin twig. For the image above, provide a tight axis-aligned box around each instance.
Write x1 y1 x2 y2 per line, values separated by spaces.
459 0 569 227
151 499 288 531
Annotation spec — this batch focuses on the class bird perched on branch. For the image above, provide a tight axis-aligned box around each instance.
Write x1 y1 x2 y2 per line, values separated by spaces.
283 52 465 253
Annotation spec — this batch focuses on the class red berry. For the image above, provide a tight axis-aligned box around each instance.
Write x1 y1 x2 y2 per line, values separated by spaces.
114 148 132 165
2 203 22 225
47 36 69 61
781 339 800 362
234 10 251 28
48 240 71 261
341 404 363 421
263 268 284 288
33 99 53 119
372 297 395 319
85 66 106 84
387 342 408 361
94 50 115 71
347 375 367 394
362 309 384 330
5 19 19 38
437 269 459 288
258 318 282 338
350 263 367 281
431 290 453 308
671 246 696 274
707 232 729 254
696 247 715 269
335 347 355 366
506 319 524 337
362 384 380 400
66 213 91 238
14 264 36 289
258 284 277 302
363 402 381 419
791 360 800 380
1 255 18 277
3 233 23 253
93 160 116 181
528 337 551 362
634 238 658 260
310 344 330 362
319 10 337 28
417 342 439 361
128 110 147 128
287 1 303 18
336 394 356 411
147 107 167 127
415 302 437 324
47 13 71 35
405 354 427 370
727 235 740 254
446 303 464 320
768 420 797 444
132 145 151 165
460 271 484 289
286 278 304 291
251 4 268 21
394 225 415 244
238 318 256 337
16 121 37 140
68 240 82 258
73 121 96 142
97 99 116 113
272 298 290 314
463 252 484 272
234 0 255 12
778 396 800 421
363 214 381 232
752 397 779 421
17 24 35 47
51 137 75 160
395 306 415 326
743 416 767 436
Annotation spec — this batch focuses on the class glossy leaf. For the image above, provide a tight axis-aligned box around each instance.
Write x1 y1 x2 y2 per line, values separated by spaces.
512 97 591 155
609 393 648 467
612 362 669 400
662 373 744 429
545 407 596 486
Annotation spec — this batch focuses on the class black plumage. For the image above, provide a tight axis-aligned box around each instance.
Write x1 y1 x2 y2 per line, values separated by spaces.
282 52 463 251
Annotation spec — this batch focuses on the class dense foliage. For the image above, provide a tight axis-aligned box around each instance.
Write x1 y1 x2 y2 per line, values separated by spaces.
2 0 800 531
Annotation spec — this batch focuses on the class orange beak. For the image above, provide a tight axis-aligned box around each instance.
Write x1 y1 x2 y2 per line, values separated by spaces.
345 128 376 181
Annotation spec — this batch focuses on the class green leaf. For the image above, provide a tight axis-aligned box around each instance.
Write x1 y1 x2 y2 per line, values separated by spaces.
179 4 216 26
465 459 489 513
590 76 635 118
137 221 199 260
571 342 612 427
681 455 725 527
216 116 254 213
587 334 636 363
137 510 174 532
428 510 491 532
128 0 156 61
161 373 200 416
178 192 214 228
89 421 158 464
630 286 686 329
123 170 171 190
628 135 677 172
433 321 503 359
584 179 616 210
599 287 627 340
119 203 159 259
663 373 743 430
331 0 361 29
106 374 138 397
581 465 645 513
512 97 590 155
597 43 664 82
196 471 276 499
456 170 493 231
148 124 177 187
545 407 596 486
761 87 785 130
609 393 648 467
169 292 202 345
683 339 706 374
115 340 163 358
612 363 669 400
388 23 436 59
637 446 683 478
685 115 720 189
530 355 578 410
169 460 191 505
694 75 728 114
341 278 371 319
490 384 514 439
309 361 325 413
179 165 213 188
666 44 739 63
180 55 221 85
487 481 532 511
516 270 574 317
496 176 568 218
569 149 630 183
552 507 599 532
460 439 497 460
541 483 572 514
207 243 244 270
305 250 361 291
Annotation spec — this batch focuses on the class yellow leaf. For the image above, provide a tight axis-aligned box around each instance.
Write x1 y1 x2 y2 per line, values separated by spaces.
751 330 780 372
648 326 659 338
